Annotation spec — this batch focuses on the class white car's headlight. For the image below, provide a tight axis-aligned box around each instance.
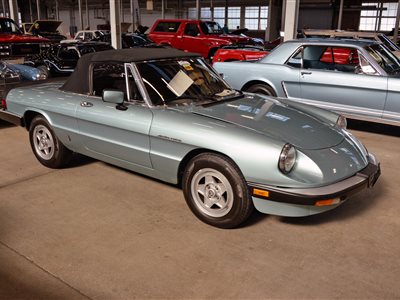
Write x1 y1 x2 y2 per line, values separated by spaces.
279 143 297 174
335 115 347 130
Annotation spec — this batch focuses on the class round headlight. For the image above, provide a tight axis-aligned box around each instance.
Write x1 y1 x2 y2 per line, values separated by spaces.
279 143 297 174
335 115 347 130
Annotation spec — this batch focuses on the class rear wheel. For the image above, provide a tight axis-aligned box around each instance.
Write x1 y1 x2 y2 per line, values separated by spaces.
37 65 51 79
245 83 276 97
29 116 72 168
182 153 253 228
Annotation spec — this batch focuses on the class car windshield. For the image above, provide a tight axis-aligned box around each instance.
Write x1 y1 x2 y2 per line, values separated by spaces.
200 22 223 35
0 18 22 34
136 57 239 106
366 44 400 75
377 34 400 52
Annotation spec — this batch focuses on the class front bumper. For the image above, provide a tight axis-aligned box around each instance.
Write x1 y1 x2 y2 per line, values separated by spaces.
0 109 24 126
248 154 381 217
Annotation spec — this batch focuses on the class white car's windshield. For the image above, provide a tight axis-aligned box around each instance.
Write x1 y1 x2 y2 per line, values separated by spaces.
366 44 400 75
136 57 239 106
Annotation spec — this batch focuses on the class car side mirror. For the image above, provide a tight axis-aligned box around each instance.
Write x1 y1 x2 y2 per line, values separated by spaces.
102 89 127 110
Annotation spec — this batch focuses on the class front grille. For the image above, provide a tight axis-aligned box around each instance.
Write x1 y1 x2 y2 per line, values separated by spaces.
11 43 41 56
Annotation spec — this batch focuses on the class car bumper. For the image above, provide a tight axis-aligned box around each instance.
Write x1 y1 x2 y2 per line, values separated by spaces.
248 153 381 217
0 109 24 126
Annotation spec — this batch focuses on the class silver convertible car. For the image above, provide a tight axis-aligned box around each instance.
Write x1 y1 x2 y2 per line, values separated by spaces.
0 48 380 228
214 39 400 126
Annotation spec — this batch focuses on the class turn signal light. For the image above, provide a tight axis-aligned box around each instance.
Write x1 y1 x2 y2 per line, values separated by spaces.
315 198 340 207
253 188 269 198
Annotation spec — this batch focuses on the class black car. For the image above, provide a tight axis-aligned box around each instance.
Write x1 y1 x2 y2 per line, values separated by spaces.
28 41 114 77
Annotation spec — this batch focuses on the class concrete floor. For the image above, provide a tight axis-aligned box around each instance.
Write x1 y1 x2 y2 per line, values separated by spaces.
0 119 399 299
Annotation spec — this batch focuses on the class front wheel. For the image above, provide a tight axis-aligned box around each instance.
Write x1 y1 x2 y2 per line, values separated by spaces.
182 153 253 228
29 116 72 168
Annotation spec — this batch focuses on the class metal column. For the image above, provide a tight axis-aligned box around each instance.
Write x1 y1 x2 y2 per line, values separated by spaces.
8 0 18 23
37 0 41 19
55 0 59 20
283 0 299 41
393 0 400 43
78 0 83 30
196 0 200 20
29 0 33 21
2 0 7 17
337 0 344 30
162 0 165 19
110 0 122 49
86 0 90 29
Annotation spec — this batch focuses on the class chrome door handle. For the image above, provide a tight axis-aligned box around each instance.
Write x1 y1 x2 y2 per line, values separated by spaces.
80 101 93 107
301 71 312 75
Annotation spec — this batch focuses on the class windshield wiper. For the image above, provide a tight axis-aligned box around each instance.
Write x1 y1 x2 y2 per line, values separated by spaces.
201 91 245 107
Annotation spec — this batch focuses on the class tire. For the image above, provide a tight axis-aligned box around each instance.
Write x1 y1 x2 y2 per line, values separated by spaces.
37 65 51 79
245 83 277 97
29 116 72 168
182 153 254 228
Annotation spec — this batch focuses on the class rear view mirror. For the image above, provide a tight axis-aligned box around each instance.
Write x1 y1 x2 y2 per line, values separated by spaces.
102 89 124 104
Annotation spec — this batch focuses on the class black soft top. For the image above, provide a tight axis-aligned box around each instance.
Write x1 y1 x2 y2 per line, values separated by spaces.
61 48 200 94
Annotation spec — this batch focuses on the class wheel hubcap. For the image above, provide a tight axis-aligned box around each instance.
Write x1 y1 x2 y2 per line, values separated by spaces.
33 125 55 160
191 168 234 218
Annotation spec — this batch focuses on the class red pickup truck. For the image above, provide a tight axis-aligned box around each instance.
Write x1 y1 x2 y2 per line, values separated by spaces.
148 19 251 58
0 17 50 63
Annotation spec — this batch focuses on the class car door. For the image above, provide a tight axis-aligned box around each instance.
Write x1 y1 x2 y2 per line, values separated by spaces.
178 22 207 56
299 45 387 120
76 62 153 168
384 78 400 124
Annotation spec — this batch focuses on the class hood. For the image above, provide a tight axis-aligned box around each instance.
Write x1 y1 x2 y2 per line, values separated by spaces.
208 34 250 44
28 20 62 33
0 33 49 43
189 94 344 150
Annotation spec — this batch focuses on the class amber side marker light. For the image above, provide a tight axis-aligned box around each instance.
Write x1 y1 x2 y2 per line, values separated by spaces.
253 188 269 198
315 198 340 207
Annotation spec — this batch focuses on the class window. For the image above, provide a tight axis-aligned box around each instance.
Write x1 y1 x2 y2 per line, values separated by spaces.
245 6 268 30
153 21 181 33
302 46 360 73
227 7 241 29
201 7 211 20
187 5 268 30
184 23 200 36
214 7 225 27
359 2 398 31
92 63 142 101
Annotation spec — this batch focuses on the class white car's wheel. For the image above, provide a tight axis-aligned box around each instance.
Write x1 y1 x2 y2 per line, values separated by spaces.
183 153 253 228
29 116 72 168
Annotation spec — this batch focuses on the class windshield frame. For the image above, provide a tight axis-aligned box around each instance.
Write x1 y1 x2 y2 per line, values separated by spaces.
365 43 400 76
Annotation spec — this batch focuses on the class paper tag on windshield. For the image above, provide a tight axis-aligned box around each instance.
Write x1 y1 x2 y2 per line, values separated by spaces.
178 60 194 71
166 70 194 96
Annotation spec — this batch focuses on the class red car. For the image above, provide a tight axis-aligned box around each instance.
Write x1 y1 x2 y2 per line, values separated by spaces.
320 47 359 65
148 19 251 58
0 17 50 63
212 46 269 63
